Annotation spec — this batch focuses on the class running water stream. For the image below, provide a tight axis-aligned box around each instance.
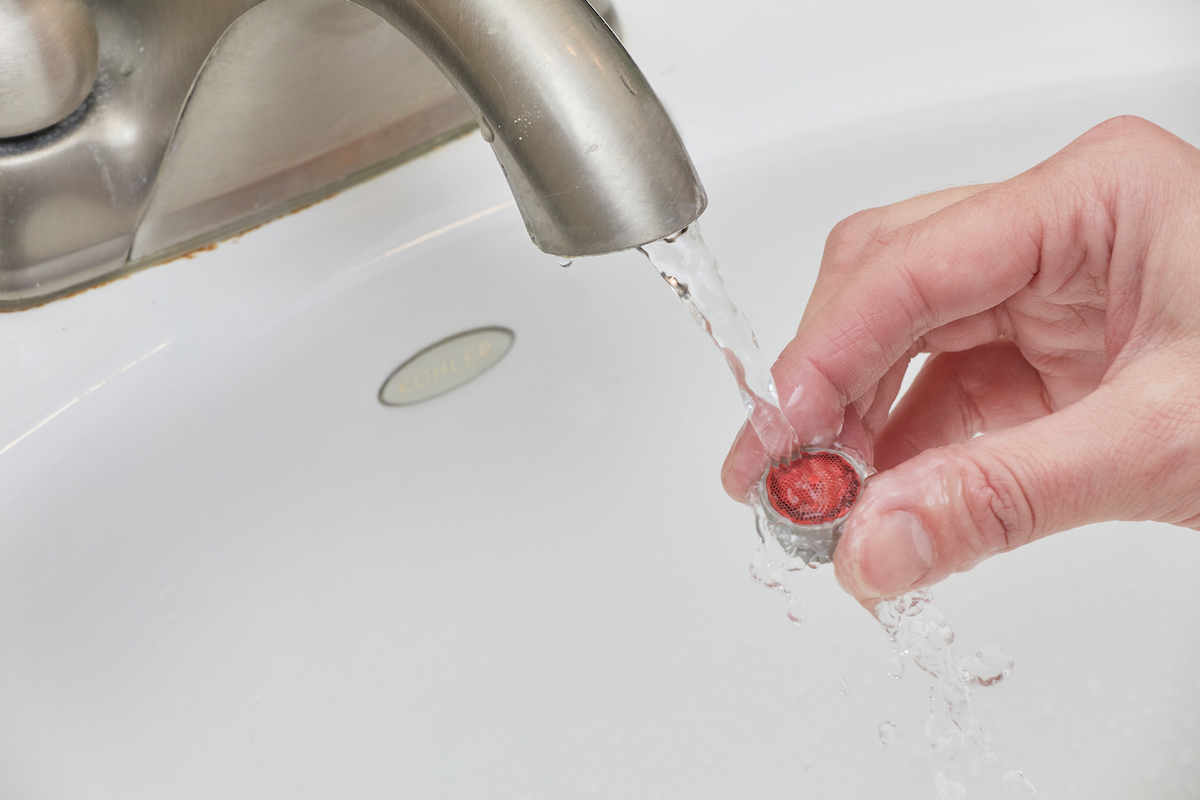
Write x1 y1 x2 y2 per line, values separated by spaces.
638 223 1035 798
638 226 798 463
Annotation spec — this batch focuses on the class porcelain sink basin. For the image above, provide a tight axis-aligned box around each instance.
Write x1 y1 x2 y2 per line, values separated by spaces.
2 1 1199 797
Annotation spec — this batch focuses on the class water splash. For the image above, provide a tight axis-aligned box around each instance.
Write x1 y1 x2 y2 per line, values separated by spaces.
877 590 1033 796
747 511 812 625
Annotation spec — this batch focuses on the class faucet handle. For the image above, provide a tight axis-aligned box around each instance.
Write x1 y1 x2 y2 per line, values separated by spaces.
0 0 99 138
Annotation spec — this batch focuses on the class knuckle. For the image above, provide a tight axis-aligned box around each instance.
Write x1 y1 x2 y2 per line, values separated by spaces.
823 209 893 265
958 451 1033 555
1082 115 1165 147
1058 116 1181 190
889 249 938 337
1055 116 1200 235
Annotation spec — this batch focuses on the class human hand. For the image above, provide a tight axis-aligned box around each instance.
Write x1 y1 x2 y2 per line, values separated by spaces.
722 116 1200 605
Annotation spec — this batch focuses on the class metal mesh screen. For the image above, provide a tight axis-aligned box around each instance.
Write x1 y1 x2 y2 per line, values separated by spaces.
765 451 862 525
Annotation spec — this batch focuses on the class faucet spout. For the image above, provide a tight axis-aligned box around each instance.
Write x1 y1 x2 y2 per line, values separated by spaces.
348 0 707 256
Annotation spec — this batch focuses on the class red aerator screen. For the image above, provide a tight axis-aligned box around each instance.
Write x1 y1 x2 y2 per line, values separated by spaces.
766 451 861 525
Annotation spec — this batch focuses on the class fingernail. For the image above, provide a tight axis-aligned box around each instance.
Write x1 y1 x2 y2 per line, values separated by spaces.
783 383 807 423
851 510 934 597
783 383 839 446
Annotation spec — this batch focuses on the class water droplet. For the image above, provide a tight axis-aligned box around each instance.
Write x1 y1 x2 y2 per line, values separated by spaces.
785 594 806 624
961 644 1014 686
479 118 496 143
559 259 574 268
885 654 905 680
1002 768 1036 794
878 721 899 746
839 677 849 697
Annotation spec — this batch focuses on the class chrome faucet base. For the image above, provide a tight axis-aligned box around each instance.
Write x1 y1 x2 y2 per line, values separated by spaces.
129 0 479 266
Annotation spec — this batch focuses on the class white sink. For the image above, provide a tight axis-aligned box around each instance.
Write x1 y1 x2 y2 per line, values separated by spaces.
3 1 1200 797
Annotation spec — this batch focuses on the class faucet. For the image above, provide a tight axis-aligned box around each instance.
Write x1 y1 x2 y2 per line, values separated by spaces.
0 0 706 309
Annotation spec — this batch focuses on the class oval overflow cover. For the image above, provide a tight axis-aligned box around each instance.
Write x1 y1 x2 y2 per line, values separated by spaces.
379 327 515 406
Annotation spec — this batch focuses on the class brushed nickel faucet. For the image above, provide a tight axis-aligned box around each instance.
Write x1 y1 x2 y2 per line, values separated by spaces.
0 0 706 308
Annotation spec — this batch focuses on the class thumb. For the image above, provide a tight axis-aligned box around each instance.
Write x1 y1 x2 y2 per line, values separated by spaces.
832 358 1200 601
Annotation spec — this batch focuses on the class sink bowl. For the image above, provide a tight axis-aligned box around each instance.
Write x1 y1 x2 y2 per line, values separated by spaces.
2 0 1199 797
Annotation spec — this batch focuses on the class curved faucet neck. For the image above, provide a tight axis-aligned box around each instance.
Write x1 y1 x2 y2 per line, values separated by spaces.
348 0 706 256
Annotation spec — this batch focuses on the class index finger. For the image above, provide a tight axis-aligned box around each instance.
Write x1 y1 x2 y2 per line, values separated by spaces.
774 171 1058 446
798 184 994 332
